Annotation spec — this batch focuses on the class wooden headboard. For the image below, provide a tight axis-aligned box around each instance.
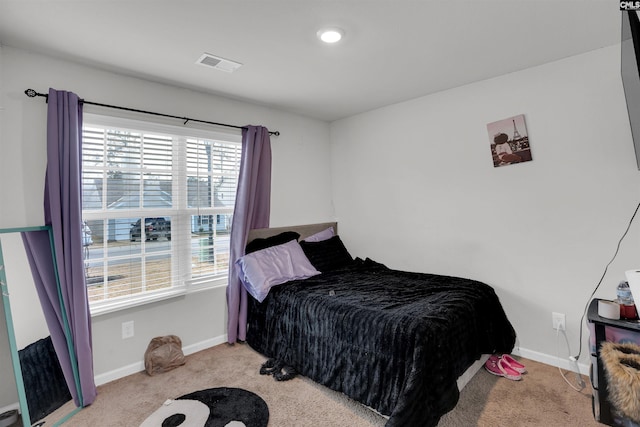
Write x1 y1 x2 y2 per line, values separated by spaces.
247 222 337 243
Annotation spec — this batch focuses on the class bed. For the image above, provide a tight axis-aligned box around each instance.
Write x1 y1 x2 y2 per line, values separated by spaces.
241 222 516 427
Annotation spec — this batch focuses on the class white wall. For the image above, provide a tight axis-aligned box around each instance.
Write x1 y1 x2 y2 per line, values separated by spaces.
330 45 640 369
0 46 334 408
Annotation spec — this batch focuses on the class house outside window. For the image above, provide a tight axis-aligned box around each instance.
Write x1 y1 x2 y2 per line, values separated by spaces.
81 114 241 315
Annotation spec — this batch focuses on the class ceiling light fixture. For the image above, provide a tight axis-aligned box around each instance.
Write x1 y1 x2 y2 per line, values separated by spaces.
317 27 344 44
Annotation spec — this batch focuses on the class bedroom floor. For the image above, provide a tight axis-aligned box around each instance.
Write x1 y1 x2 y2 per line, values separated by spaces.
34 344 600 426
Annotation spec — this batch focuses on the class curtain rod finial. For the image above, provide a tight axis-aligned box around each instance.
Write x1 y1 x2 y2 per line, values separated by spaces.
24 89 48 102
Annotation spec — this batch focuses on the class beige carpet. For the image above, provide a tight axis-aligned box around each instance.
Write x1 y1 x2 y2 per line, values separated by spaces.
39 343 600 426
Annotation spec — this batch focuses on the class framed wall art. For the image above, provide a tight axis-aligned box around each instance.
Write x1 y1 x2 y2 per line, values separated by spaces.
487 114 532 168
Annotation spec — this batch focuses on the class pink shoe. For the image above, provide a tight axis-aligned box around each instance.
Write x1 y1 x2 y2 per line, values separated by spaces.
484 355 522 381
501 354 526 374
487 354 501 365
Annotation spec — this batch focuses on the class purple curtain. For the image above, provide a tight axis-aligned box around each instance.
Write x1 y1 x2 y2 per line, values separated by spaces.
22 88 97 407
227 126 272 343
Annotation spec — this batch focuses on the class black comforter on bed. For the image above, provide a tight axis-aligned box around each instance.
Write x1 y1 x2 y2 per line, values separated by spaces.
246 258 516 427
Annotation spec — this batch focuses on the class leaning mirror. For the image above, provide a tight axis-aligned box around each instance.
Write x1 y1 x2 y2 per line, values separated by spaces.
0 227 80 426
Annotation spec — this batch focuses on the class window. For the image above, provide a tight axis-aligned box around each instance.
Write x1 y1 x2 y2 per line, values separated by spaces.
81 114 241 314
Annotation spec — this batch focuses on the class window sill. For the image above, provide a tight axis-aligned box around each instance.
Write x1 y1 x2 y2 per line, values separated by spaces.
89 278 228 317
188 275 228 293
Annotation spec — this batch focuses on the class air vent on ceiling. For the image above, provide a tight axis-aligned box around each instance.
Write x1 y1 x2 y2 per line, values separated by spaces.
196 53 242 73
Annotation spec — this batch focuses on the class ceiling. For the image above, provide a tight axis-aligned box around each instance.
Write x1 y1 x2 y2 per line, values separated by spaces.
0 1 623 122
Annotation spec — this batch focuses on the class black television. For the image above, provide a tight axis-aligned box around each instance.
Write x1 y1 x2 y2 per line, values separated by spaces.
621 11 640 171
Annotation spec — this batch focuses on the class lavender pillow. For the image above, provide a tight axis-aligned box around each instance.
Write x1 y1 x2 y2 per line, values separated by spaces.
236 240 320 302
303 227 335 243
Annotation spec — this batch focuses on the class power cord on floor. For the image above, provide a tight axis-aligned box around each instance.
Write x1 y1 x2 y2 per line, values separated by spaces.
556 326 586 392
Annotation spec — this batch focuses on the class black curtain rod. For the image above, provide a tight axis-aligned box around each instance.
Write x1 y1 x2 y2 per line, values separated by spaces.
24 89 280 136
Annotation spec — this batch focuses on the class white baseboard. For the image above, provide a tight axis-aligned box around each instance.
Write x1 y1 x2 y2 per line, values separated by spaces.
514 346 590 375
182 335 229 356
0 402 20 416
94 360 145 387
94 334 228 386
92 336 589 388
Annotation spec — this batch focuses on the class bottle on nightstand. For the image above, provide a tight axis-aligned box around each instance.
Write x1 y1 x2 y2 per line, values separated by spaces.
616 281 637 320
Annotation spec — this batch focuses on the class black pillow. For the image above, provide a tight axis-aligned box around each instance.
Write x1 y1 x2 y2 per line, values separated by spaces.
245 231 300 254
299 235 353 272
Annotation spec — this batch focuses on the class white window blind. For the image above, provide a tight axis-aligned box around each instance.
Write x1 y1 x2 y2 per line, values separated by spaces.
81 115 241 313
185 138 241 279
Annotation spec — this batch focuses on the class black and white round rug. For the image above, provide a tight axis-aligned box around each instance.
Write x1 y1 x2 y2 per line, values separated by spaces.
140 387 269 427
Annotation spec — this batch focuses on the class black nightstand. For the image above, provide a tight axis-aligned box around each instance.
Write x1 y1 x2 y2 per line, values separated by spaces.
587 298 640 425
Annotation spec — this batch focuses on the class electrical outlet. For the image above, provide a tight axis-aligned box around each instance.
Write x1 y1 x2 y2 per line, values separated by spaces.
552 312 565 331
122 321 134 339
